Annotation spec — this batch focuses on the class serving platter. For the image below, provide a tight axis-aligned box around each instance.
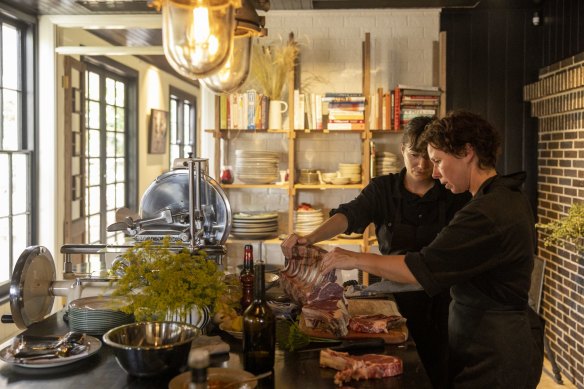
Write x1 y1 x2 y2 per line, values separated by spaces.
0 335 102 368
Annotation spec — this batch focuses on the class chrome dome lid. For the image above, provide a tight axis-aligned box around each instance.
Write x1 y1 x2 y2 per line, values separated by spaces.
139 169 231 245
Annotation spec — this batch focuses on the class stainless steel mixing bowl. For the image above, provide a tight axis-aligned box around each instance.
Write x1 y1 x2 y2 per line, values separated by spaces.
103 321 200 377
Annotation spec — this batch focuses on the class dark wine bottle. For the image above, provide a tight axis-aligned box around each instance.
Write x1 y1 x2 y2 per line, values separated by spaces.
243 261 275 375
240 244 255 312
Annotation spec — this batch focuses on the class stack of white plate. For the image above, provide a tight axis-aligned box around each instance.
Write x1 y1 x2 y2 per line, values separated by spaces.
68 296 134 336
235 150 279 184
376 151 400 176
231 211 279 239
338 163 362 183
294 209 324 235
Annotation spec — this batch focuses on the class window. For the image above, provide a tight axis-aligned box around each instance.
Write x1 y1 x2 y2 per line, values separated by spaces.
169 87 196 167
83 61 137 273
0 12 35 297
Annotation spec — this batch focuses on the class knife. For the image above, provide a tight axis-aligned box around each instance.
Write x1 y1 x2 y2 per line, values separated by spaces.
298 337 385 353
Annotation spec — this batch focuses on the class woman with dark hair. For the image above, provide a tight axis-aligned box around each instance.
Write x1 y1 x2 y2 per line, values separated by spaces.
281 116 470 388
319 110 544 388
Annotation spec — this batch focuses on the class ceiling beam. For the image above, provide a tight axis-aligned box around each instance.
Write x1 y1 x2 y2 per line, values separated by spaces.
45 14 162 29
55 45 164 55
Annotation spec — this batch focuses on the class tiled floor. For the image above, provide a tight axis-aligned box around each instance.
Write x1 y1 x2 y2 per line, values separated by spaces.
537 358 577 389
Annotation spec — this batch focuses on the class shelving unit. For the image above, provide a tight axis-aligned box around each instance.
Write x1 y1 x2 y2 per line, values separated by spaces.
209 32 443 275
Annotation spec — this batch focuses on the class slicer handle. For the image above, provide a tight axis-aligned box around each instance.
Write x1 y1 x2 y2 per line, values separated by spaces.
1 315 14 324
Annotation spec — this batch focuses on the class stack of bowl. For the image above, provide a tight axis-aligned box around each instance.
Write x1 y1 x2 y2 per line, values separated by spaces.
235 150 279 184
68 296 134 336
338 163 362 183
376 151 400 176
294 208 324 235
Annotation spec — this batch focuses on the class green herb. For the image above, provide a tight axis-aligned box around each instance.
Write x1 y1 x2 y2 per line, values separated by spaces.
276 319 338 352
536 202 584 252
110 237 226 322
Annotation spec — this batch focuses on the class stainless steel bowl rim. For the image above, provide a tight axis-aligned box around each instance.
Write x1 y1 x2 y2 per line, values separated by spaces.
102 321 200 351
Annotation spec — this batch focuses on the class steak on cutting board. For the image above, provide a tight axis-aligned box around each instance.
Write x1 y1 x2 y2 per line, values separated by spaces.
320 348 403 386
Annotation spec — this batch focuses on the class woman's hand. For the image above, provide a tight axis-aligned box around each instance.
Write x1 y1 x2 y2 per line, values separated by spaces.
320 247 360 274
281 233 310 258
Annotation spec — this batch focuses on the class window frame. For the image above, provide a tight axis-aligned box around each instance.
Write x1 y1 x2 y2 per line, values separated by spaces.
0 6 36 299
169 86 197 166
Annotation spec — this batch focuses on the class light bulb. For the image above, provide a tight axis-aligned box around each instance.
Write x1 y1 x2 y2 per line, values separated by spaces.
201 35 252 94
162 0 236 79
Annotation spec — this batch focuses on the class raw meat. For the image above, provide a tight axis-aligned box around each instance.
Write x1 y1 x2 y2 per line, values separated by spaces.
348 314 407 334
280 246 350 337
280 245 335 305
302 282 350 337
320 348 403 386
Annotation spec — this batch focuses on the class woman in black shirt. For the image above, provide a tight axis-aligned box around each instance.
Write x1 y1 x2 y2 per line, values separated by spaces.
319 111 543 388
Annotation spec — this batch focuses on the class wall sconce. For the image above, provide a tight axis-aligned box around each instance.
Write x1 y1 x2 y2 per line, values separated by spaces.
150 0 267 84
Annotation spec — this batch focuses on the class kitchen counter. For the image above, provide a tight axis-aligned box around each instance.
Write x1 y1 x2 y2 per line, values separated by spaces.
0 311 431 388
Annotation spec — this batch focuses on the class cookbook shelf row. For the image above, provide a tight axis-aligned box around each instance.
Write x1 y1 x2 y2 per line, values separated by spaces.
211 32 444 258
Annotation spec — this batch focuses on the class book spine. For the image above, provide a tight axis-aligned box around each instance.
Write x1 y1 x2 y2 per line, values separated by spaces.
247 90 256 130
393 87 401 131
315 94 323 130
377 87 383 130
220 95 227 129
261 95 269 129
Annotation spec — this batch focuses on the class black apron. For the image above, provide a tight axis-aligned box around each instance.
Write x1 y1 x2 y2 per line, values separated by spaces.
448 289 544 389
378 197 451 389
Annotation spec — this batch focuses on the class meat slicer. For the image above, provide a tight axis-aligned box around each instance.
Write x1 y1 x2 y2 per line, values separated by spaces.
3 156 232 329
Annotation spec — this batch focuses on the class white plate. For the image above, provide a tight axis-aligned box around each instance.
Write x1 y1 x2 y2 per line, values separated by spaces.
233 212 279 220
0 335 102 368
231 231 278 239
169 367 257 389
231 226 278 233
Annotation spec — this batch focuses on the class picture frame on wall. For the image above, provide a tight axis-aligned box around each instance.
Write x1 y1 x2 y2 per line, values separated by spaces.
149 108 168 154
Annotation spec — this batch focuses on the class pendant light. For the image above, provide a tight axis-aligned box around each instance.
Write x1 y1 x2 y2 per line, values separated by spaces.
150 0 267 83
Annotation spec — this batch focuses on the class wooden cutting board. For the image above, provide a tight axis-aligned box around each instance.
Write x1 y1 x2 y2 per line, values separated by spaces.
298 299 408 344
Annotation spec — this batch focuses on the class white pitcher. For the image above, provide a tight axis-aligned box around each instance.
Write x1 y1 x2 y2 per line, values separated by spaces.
269 100 288 130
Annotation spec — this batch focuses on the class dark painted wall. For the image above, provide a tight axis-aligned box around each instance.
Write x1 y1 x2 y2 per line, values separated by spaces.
540 0 584 65
440 5 543 210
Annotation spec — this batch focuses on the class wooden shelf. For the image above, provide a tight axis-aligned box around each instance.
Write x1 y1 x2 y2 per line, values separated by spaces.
294 183 364 190
222 183 288 189
293 129 365 134
205 128 289 134
226 237 365 247
370 129 403 133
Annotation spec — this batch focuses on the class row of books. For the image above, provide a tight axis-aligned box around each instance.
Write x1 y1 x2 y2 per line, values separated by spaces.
372 85 441 130
294 91 366 130
217 86 441 131
293 86 441 131
218 90 269 130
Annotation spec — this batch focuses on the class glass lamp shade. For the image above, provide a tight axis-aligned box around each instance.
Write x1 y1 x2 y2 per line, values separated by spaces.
201 35 251 94
162 0 236 79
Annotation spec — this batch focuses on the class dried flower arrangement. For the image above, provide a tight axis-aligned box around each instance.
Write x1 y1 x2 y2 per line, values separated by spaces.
247 37 299 101
536 202 584 252
110 237 226 322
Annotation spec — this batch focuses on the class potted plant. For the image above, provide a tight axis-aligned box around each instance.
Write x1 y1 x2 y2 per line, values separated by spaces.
536 202 584 252
110 237 226 324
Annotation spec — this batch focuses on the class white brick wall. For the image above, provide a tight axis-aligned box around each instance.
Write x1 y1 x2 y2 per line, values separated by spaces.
211 9 440 268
